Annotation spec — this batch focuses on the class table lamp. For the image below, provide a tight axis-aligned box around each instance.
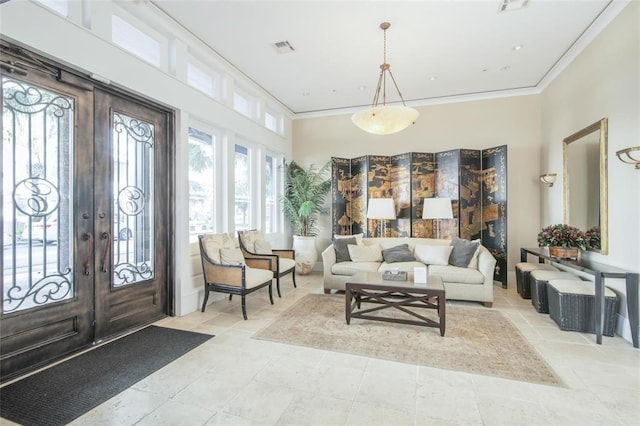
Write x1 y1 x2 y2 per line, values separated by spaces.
367 198 396 237
422 197 453 239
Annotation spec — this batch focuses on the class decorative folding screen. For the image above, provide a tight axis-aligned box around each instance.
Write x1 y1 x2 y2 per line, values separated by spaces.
330 145 507 286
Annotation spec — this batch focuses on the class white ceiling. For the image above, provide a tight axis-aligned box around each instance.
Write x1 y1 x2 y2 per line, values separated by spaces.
151 0 622 116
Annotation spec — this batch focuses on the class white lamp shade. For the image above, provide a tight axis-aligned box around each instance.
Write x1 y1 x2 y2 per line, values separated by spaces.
422 198 453 219
351 106 419 135
367 198 396 219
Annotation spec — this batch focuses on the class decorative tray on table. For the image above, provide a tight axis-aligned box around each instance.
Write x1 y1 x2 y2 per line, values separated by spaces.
382 271 408 281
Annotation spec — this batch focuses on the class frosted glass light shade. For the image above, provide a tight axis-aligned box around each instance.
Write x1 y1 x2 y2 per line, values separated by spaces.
352 106 419 135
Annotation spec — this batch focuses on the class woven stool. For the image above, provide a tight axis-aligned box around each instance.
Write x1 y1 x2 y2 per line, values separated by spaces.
515 262 558 299
547 279 618 336
530 270 579 313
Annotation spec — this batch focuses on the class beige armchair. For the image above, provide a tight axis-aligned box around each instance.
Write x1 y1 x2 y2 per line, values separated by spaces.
238 230 296 298
198 234 274 319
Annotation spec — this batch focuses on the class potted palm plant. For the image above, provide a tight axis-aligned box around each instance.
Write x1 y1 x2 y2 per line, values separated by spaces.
281 160 331 274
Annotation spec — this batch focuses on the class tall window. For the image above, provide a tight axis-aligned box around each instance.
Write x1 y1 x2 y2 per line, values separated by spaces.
264 154 279 233
188 127 215 241
111 14 161 67
187 60 219 99
264 109 280 134
35 0 68 16
234 144 251 230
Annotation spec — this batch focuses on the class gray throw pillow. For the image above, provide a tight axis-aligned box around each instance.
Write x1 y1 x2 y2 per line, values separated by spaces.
382 244 415 263
448 237 480 267
333 237 357 262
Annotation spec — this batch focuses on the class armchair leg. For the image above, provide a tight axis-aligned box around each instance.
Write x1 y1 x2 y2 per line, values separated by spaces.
292 270 297 288
276 276 282 298
268 284 274 304
201 289 210 312
241 295 248 320
229 294 233 301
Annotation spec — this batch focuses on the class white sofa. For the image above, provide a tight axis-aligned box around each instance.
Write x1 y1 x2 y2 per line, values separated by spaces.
321 237 497 307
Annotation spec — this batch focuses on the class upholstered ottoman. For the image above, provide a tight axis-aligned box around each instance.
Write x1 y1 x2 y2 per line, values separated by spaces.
530 270 579 313
547 279 618 336
515 262 558 299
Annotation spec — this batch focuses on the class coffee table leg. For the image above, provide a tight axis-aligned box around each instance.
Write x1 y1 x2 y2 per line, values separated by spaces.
439 295 446 336
345 287 351 325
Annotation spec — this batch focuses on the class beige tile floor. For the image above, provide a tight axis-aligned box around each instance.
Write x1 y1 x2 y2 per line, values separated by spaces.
4 272 640 425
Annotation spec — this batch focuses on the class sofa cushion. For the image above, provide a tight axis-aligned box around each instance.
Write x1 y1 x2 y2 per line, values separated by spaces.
347 244 383 262
381 244 415 263
244 267 275 289
378 261 425 273
429 265 484 284
449 237 480 267
414 244 453 266
332 261 381 275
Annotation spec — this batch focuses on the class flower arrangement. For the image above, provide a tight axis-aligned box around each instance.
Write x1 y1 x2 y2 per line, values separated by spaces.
585 226 601 250
537 224 589 250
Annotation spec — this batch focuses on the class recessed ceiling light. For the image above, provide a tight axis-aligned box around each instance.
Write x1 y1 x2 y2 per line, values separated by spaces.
357 85 367 91
498 0 529 13
302 91 311 97
272 41 295 54
500 65 511 71
428 76 438 81
512 44 523 51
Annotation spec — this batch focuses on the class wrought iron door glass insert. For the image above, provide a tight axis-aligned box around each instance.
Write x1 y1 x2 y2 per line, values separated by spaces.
112 112 154 287
2 77 74 313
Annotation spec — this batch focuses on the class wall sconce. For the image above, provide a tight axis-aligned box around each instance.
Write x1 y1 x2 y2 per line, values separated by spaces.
616 146 640 169
539 173 557 187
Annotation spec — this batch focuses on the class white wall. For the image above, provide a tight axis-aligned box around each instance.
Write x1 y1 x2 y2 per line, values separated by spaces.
540 1 639 342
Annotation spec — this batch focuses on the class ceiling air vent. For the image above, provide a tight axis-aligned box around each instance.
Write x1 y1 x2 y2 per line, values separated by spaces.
498 0 529 12
272 41 295 54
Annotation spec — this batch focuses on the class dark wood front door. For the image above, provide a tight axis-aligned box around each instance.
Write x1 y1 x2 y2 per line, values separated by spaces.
1 48 171 381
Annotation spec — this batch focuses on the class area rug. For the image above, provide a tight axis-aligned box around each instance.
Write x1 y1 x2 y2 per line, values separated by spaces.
254 294 564 387
0 325 214 426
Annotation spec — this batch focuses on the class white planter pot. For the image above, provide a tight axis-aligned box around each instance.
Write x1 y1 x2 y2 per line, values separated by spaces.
292 235 317 275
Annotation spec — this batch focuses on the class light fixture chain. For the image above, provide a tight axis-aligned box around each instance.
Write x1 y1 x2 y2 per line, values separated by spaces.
383 25 387 65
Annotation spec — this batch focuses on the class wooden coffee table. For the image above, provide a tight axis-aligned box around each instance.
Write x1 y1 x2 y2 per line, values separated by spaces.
345 271 446 336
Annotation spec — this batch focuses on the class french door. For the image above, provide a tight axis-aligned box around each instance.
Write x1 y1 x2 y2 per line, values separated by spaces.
1 49 172 381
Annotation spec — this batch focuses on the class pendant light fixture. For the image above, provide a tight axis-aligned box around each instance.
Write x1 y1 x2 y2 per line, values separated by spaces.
352 22 419 135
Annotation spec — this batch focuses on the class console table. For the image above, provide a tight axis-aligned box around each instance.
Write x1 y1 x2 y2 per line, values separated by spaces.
521 247 639 348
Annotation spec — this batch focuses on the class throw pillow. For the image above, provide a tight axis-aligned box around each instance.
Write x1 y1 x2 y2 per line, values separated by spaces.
414 244 453 266
381 244 415 263
202 232 237 264
333 237 357 262
334 233 364 245
241 229 265 252
467 240 482 269
448 237 480 268
254 239 273 255
220 248 246 266
347 244 383 262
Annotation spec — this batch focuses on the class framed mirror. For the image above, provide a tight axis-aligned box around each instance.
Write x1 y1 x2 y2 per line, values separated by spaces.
563 118 608 254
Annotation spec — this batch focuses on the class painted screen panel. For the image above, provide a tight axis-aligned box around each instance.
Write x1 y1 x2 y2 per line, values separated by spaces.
482 145 508 286
331 157 352 236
